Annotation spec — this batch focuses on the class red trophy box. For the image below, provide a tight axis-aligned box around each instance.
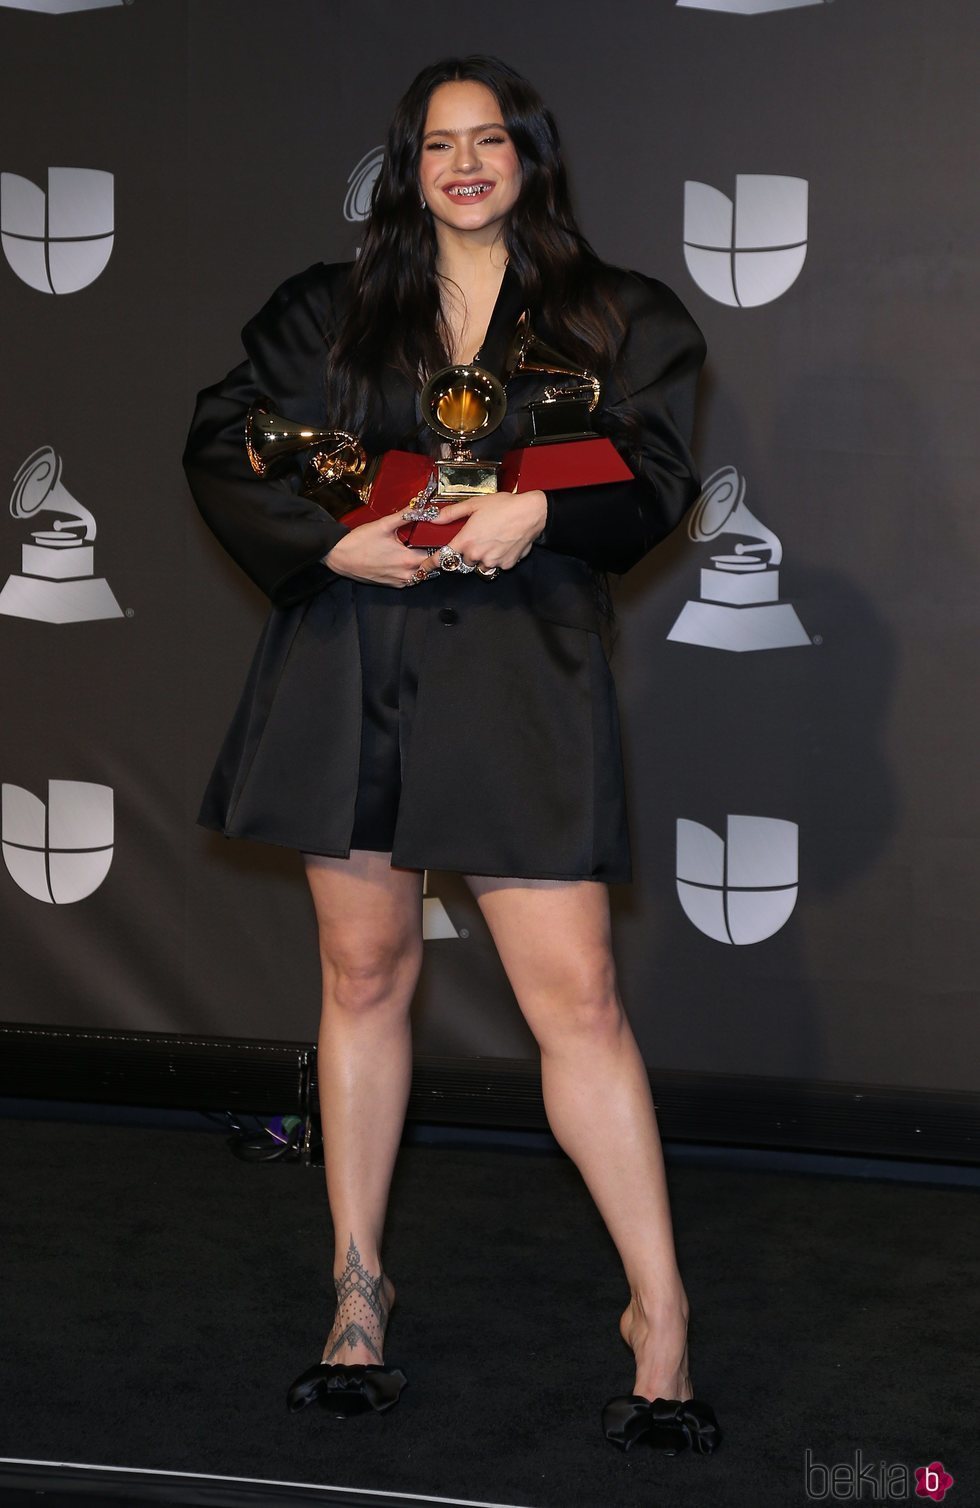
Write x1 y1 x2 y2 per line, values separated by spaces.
335 450 434 532
395 436 634 548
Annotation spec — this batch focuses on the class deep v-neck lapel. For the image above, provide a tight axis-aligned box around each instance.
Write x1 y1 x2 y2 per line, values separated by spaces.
394 262 533 451
470 261 527 380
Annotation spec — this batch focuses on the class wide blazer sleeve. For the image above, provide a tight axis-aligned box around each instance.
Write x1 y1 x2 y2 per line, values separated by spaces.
534 269 707 576
183 261 351 610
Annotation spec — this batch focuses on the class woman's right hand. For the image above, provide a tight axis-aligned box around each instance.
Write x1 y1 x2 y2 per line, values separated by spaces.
322 511 448 588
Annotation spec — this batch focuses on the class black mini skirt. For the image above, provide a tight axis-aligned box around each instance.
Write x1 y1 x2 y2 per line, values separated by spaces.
198 562 631 882
347 580 417 854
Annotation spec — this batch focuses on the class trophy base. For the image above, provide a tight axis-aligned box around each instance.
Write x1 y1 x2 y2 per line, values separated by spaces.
527 397 596 444
338 452 433 529
0 573 124 624
499 437 633 493
306 451 385 522
434 458 500 499
667 600 811 653
395 456 502 546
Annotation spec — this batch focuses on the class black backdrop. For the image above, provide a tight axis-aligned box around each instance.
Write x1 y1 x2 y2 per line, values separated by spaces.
1 1 976 1106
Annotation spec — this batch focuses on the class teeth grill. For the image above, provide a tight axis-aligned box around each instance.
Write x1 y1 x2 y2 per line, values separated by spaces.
450 184 490 197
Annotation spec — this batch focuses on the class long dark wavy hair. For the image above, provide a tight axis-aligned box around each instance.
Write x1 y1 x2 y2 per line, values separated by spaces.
323 54 627 437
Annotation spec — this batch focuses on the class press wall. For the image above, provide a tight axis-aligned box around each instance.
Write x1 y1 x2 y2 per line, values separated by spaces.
1 0 976 1098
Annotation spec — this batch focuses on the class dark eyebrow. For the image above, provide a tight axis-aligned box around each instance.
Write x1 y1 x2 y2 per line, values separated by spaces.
422 122 507 140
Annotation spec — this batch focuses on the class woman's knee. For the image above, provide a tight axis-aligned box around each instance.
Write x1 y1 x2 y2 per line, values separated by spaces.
319 932 422 1013
532 956 625 1044
304 851 424 1012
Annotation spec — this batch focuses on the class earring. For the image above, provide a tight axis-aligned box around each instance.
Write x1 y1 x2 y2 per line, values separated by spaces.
420 192 427 209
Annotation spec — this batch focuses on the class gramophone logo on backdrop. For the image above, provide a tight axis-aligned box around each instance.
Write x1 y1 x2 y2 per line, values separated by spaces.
676 0 827 11
344 147 384 223
0 448 123 624
1 168 113 293
422 871 461 940
2 780 114 904
684 175 807 306
667 465 809 651
677 816 798 945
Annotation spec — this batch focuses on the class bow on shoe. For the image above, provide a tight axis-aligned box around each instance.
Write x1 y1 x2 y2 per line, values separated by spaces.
601 1394 722 1455
287 1362 409 1418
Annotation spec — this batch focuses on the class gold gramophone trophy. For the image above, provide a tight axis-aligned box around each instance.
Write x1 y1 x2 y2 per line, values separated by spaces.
398 318 632 546
416 362 506 498
505 309 601 439
492 311 632 497
244 405 379 521
244 360 511 544
243 309 632 550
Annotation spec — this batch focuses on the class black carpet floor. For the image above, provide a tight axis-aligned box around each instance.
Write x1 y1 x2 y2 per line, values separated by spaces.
0 1117 976 1508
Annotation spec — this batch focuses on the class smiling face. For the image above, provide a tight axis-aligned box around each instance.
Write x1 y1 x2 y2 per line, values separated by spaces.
418 79 523 242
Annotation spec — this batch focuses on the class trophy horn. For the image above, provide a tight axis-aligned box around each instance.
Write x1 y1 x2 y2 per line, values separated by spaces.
504 311 601 412
418 364 508 452
245 397 368 484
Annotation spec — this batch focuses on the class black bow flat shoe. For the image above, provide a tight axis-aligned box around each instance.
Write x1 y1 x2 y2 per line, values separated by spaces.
286 1361 409 1418
601 1393 722 1454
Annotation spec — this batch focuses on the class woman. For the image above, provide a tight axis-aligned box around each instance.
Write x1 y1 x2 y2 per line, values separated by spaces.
183 56 720 1455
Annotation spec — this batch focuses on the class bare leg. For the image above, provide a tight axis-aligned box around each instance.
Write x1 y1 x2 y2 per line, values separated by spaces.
302 848 424 1366
464 873 692 1403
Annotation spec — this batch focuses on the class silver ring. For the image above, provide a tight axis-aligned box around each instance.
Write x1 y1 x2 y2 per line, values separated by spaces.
437 545 462 572
410 563 429 584
476 563 501 579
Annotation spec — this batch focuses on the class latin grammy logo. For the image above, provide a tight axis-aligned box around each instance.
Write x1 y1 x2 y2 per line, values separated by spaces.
422 870 461 940
344 146 384 223
667 464 810 652
0 447 123 623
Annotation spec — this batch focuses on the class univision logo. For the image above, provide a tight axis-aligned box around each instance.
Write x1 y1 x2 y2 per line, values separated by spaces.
684 175 807 306
676 815 798 944
2 780 114 903
0 1 127 10
1 168 113 294
344 147 384 223
677 1 827 12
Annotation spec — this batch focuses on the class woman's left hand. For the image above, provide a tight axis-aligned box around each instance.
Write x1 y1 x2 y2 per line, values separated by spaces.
424 489 548 573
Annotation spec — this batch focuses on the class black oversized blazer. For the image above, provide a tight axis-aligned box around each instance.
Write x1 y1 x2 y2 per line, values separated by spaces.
182 260 707 882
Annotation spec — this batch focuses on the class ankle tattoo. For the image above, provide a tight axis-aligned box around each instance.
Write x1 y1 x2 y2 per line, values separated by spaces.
325 1234 389 1363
